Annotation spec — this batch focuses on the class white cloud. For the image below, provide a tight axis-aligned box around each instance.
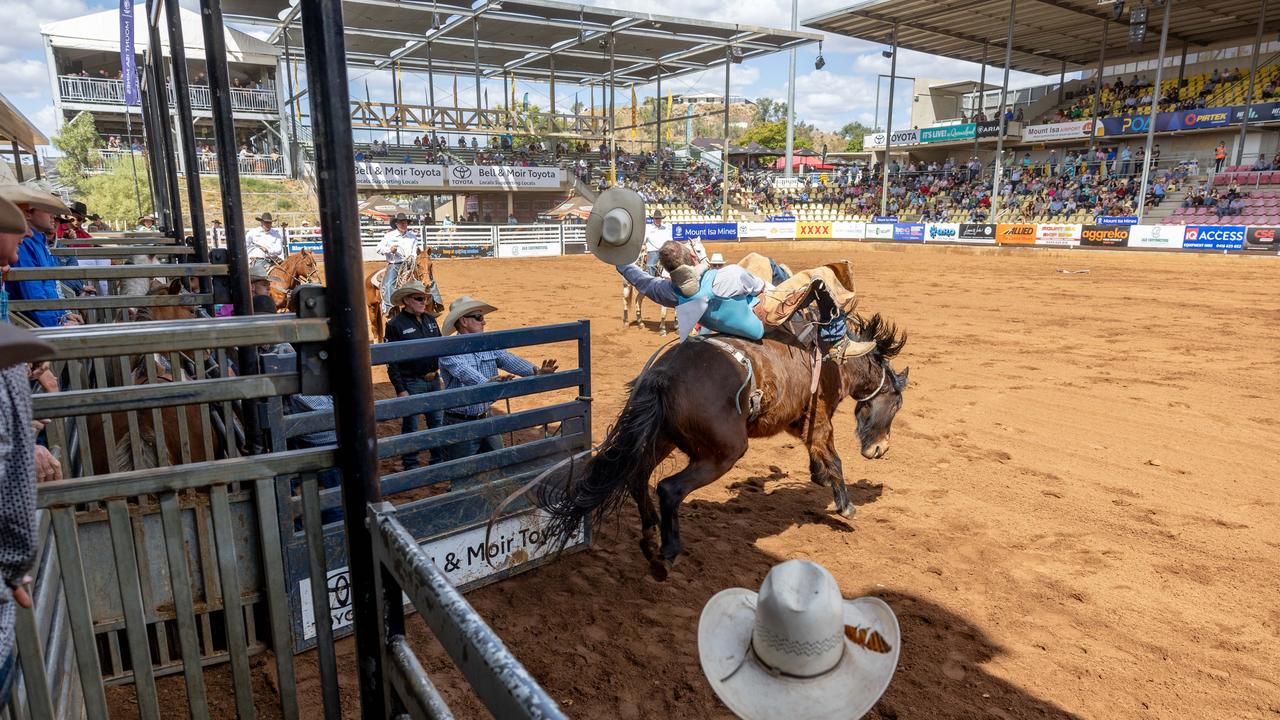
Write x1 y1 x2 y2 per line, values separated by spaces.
31 105 59 138
0 0 92 56
0 59 56 100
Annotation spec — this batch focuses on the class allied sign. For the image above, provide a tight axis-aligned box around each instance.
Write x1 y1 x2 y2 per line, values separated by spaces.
299 512 585 640
1022 121 1092 141
958 223 997 243
673 222 738 241
354 162 564 189
1080 225 1130 247
996 223 1036 245
1036 224 1082 246
1126 224 1184 250
921 124 976 143
892 223 925 242
924 223 960 242
1183 225 1245 250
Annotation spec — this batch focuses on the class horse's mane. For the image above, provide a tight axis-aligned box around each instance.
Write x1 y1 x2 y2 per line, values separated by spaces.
853 312 906 360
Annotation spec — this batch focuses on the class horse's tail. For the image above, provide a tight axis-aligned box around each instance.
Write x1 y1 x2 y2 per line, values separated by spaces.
540 370 670 548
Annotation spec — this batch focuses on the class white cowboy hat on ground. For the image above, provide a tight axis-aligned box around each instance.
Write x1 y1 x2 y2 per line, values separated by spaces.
585 188 646 266
709 252 726 266
698 559 900 720
441 294 497 334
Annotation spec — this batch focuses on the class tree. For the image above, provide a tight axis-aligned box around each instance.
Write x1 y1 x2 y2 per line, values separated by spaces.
838 121 872 151
52 112 103 190
80 158 151 226
753 97 788 124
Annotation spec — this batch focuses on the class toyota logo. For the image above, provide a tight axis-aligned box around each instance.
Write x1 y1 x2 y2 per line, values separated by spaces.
451 165 473 180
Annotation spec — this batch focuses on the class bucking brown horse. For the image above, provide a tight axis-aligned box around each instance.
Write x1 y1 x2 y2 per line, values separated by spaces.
540 313 908 580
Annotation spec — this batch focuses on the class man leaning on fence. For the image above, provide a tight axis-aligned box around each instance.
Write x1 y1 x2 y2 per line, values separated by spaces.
385 281 444 472
437 296 558 475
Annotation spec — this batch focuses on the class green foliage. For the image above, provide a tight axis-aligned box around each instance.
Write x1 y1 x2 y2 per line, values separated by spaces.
838 121 872 152
52 112 103 190
79 158 150 225
752 97 789 124
739 120 815 152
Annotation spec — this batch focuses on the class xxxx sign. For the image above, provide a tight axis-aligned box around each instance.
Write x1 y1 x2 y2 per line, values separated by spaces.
797 221 833 239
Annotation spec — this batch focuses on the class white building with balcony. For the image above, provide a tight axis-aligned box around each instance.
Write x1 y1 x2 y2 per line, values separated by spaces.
41 5 291 178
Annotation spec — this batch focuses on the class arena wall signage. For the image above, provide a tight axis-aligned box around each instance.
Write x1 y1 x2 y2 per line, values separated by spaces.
831 221 865 239
1022 121 1093 141
975 120 1004 139
863 129 921 149
892 222 925 242
672 222 739 241
496 240 560 258
1096 215 1138 226
921 124 976 143
1127 224 1184 249
995 223 1036 245
865 223 895 240
958 223 997 243
872 215 898 224
1183 225 1245 250
797 221 833 239
1080 225 1130 247
354 162 564 189
287 240 324 254
1035 223 1082 246
1245 226 1279 251
1095 106 1234 137
425 241 495 259
924 223 960 242
1230 102 1280 124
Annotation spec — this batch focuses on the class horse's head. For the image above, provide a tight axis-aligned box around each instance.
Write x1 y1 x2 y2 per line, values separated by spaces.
142 278 199 322
292 249 319 280
847 313 908 460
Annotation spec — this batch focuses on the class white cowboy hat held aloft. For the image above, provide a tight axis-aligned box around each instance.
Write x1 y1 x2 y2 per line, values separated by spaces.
698 559 900 720
585 188 646 266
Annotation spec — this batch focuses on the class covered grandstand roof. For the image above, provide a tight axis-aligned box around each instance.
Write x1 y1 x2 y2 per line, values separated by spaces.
806 0 1280 76
0 92 49 154
222 0 819 86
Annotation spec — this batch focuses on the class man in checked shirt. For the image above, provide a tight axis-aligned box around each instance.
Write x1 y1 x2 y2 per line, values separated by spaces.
437 296 557 466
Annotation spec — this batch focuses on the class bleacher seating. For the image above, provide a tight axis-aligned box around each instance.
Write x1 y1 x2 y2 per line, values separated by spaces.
1164 188 1280 225
1049 64 1280 122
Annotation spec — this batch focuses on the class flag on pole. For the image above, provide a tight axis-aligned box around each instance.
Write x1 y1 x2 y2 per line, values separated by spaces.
665 93 674 141
119 0 139 106
523 92 529 112
453 75 458 106
630 87 637 138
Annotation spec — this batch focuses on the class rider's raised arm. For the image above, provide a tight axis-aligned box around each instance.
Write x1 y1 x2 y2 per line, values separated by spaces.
616 264 678 307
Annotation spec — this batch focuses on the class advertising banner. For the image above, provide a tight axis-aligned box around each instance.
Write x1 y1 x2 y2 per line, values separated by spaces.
1022 121 1092 141
864 129 921 149
921 124 976 143
287 240 324 255
1095 107 1233 137
872 215 898 224
1183 225 1245 250
893 223 925 242
1126 224 1184 249
796 221 833 239
865 223 895 240
975 120 1003 139
996 223 1036 245
1079 225 1130 247
425 242 495 258
831 221 865 240
924 223 960 242
958 223 997 243
497 241 560 258
1035 223 1082 246
354 163 563 189
672 222 738 241
1245 226 1280 252
1096 215 1139 226
766 215 796 222
119 0 139 106
1229 102 1280 124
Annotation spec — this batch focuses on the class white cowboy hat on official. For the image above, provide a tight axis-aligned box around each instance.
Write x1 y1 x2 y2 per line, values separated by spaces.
698 559 900 720
708 252 726 267
585 188 647 266
440 294 496 333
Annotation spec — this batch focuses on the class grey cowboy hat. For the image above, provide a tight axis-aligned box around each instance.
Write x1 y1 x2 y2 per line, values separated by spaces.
586 188 647 266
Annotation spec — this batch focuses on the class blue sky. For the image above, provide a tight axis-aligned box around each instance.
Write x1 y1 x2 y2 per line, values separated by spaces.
4 0 1051 150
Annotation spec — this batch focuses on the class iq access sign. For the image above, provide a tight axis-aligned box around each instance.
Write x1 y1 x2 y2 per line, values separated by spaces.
1183 225 1245 250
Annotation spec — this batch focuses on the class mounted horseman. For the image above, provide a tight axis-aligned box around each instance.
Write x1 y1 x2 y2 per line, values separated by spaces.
543 189 910 580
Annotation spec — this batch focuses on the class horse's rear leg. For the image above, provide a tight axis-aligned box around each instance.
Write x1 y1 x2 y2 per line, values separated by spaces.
630 439 673 570
654 445 744 579
807 420 853 517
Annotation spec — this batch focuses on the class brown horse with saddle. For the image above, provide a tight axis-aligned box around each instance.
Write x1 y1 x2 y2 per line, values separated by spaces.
539 189 909 579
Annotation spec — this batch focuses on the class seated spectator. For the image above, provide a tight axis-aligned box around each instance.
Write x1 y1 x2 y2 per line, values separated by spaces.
437 296 559 473
1150 181 1165 206
1251 153 1271 171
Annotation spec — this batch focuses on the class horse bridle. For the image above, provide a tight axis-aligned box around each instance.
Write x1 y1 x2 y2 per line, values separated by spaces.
853 365 888 403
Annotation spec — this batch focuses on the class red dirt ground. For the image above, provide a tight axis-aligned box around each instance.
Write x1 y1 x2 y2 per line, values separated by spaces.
117 242 1280 718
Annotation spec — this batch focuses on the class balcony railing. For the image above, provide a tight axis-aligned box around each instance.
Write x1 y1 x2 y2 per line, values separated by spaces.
84 148 285 177
58 75 278 114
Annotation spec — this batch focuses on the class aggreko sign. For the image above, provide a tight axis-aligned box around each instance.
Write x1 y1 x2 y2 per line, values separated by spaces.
995 223 1036 245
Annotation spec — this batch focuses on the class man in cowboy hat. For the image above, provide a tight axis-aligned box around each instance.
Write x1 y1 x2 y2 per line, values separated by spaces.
641 207 670 274
58 201 108 297
437 296 557 469
249 261 274 300
246 212 283 264
698 559 900 720
0 186 82 327
136 214 157 231
375 212 419 316
385 281 444 470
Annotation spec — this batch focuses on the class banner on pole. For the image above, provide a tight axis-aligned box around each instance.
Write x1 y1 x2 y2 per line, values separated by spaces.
119 0 139 106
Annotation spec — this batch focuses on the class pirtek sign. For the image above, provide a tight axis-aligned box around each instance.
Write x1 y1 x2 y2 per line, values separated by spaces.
995 223 1036 245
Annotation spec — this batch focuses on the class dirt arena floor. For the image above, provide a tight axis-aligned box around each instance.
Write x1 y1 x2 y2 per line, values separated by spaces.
129 242 1280 719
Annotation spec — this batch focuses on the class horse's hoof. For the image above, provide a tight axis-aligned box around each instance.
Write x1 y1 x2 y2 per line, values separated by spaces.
648 557 671 581
639 536 660 562
838 503 857 518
